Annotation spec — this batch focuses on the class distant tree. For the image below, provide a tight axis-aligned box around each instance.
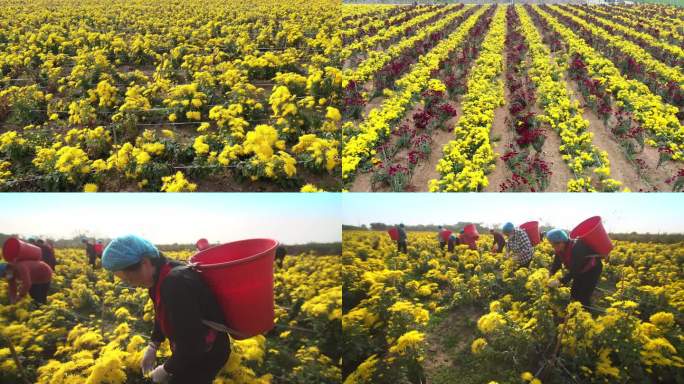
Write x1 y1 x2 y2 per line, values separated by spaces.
369 222 388 231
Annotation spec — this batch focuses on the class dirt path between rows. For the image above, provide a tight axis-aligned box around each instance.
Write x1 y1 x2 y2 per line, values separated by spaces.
424 306 484 383
485 80 515 192
408 108 462 192
532 105 573 191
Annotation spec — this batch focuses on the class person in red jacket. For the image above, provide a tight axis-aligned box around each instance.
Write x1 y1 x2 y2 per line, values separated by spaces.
94 241 104 259
437 226 448 250
2 259 53 305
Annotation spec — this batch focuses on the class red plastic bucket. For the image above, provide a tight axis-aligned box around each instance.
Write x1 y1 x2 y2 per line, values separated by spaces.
520 221 540 246
3 238 42 263
196 238 210 251
457 233 476 249
570 216 613 255
190 238 278 340
440 230 453 242
463 224 479 240
388 228 399 241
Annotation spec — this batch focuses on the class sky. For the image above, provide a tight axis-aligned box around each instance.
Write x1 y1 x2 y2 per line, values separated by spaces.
342 193 684 233
0 193 341 244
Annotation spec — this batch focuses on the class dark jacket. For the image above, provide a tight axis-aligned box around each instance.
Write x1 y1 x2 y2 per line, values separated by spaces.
447 235 458 251
39 244 56 271
549 239 597 285
397 227 407 242
85 243 96 258
492 231 505 251
149 258 227 375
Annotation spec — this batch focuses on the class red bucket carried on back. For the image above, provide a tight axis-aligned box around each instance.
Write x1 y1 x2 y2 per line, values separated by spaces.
190 238 278 340
440 230 453 242
463 224 479 240
388 228 399 241
3 238 42 263
459 234 477 250
520 221 540 246
570 216 613 256
196 238 210 251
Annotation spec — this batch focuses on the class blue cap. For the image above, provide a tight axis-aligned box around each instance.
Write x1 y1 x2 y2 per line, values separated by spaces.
102 235 159 271
547 229 569 243
502 222 514 233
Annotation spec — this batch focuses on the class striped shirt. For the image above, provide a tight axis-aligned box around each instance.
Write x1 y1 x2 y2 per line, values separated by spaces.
507 227 534 265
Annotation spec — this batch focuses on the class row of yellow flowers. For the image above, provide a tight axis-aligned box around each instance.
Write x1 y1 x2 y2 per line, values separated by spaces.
517 6 624 192
631 3 684 21
342 5 490 181
582 5 684 44
556 5 684 65
340 6 440 52
340 6 449 63
429 6 506 192
533 5 684 164
343 5 465 84
550 5 684 90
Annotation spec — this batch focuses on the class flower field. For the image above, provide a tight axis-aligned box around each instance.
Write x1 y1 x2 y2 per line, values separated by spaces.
342 230 684 383
0 248 341 383
0 0 342 191
341 3 684 192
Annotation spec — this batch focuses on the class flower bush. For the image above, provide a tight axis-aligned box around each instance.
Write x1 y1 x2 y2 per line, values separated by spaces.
0 247 341 383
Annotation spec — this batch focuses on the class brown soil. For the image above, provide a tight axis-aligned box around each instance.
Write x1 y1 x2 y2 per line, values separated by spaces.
485 84 516 192
424 306 484 382
408 122 458 192
532 104 573 192
362 95 385 118
638 145 678 192
349 170 374 192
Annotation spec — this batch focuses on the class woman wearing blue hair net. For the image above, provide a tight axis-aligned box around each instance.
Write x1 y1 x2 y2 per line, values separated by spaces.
102 235 229 384
546 229 603 308
502 222 534 268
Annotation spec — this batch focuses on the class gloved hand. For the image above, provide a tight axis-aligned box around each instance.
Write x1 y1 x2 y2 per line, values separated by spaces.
548 279 560 288
150 364 170 383
141 342 158 376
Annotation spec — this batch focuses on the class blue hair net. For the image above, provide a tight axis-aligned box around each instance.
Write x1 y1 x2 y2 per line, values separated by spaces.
102 235 159 271
546 229 569 243
502 222 514 233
